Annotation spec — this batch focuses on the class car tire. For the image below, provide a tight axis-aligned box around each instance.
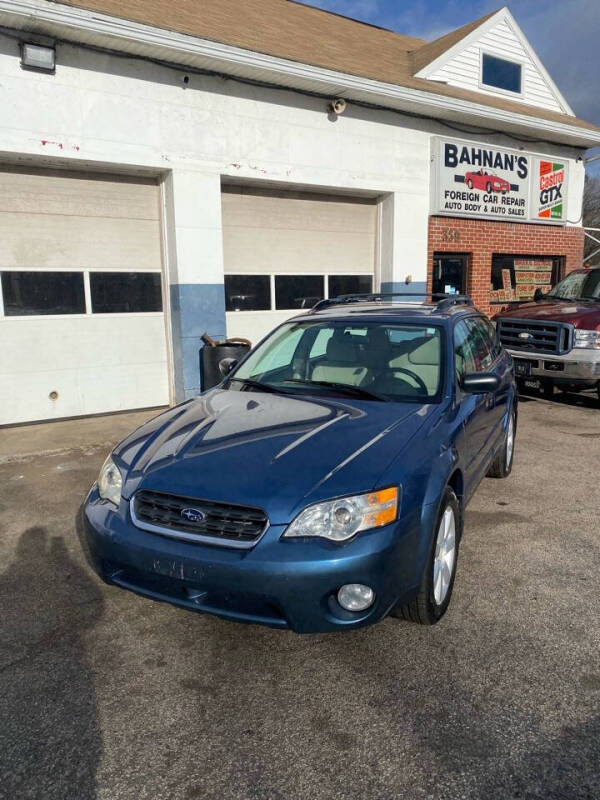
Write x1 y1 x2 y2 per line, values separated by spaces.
467 179 473 189
487 407 516 479
391 487 460 625
486 181 492 192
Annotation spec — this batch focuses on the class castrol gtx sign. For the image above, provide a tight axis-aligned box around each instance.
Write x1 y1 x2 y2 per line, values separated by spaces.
431 137 568 225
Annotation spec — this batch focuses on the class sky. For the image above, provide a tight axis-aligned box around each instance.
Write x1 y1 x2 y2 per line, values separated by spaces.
298 0 600 172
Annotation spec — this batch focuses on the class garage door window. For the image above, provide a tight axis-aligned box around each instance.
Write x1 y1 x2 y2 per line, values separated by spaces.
328 275 372 298
225 275 271 311
1 271 85 316
90 272 162 313
275 276 324 310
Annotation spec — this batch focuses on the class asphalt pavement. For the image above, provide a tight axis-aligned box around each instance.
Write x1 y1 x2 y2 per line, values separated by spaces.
0 394 599 800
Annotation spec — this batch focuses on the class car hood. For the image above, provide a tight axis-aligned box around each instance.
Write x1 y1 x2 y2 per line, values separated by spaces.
496 300 600 327
115 388 437 523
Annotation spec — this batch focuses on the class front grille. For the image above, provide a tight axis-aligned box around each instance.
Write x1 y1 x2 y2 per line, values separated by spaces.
132 490 268 547
497 318 573 355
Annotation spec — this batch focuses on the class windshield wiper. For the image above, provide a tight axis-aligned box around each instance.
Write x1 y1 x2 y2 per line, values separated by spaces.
284 378 388 402
229 378 291 395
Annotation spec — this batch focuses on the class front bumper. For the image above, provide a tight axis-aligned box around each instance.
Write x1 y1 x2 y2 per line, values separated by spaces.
78 487 429 633
508 348 600 383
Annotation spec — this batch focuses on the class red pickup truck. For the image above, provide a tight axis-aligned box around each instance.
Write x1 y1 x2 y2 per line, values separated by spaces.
495 268 600 404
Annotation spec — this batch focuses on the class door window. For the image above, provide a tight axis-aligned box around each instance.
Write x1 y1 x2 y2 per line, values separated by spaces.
454 320 476 383
465 318 495 371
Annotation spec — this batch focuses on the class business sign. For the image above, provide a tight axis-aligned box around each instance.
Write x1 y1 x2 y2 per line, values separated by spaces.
537 159 566 220
431 138 568 225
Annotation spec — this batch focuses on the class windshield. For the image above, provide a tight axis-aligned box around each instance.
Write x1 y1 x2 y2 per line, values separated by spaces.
229 320 444 403
547 270 600 301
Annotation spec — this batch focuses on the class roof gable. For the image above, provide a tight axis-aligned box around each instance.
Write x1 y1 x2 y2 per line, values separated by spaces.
412 7 573 116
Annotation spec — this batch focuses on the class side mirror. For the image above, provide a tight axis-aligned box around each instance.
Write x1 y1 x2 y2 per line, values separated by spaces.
533 288 545 302
218 357 238 377
462 372 501 394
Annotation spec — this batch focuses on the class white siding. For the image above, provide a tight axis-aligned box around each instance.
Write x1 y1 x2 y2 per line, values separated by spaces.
427 19 566 114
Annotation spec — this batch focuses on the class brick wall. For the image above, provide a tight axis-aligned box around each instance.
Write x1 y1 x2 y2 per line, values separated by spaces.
427 216 585 315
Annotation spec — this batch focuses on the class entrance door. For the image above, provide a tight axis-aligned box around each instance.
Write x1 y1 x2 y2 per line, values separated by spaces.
432 254 468 296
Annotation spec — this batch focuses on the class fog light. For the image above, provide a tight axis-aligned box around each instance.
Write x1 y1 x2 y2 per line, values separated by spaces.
337 584 375 612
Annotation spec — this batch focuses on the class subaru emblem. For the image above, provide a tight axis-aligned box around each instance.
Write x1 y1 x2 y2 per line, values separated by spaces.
180 507 205 523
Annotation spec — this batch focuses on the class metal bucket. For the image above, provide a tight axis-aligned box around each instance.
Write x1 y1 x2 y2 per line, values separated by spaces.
200 337 251 391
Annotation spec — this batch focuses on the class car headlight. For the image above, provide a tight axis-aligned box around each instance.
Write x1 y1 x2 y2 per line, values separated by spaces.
283 487 399 542
574 329 600 349
97 454 123 506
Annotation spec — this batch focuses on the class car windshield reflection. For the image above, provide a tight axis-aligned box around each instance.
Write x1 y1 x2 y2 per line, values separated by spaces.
228 320 444 403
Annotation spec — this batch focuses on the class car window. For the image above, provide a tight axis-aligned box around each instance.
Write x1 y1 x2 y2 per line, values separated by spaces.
309 328 334 359
231 320 443 402
465 318 495 371
244 325 305 375
454 320 476 383
481 318 501 360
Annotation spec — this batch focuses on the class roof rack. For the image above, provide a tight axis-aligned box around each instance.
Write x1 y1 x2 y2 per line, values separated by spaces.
311 292 473 312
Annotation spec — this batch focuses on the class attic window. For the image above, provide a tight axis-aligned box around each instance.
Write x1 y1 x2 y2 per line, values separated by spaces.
481 53 522 94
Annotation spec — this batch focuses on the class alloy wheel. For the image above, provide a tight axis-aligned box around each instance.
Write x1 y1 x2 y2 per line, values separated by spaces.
506 412 515 470
433 506 456 605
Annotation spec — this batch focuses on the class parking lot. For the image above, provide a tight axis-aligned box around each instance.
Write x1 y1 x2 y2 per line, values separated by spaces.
1 394 599 800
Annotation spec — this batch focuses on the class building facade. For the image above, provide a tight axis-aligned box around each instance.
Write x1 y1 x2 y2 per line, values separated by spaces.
0 1 598 425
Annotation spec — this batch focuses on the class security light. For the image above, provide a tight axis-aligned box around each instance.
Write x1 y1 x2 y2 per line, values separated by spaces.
20 42 55 73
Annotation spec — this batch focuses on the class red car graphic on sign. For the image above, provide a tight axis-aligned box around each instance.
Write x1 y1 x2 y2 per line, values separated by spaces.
464 169 511 194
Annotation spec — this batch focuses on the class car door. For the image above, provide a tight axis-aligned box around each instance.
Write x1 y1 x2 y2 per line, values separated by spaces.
471 316 513 454
453 318 490 499
464 316 507 474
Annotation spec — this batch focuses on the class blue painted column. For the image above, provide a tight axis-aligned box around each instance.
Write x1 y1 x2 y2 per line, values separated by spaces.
170 284 226 398
164 170 227 401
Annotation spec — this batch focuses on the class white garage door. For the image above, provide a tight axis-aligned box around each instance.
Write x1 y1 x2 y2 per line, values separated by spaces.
0 167 170 425
222 186 377 344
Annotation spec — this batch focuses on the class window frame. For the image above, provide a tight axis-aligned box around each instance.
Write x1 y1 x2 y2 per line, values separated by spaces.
224 274 272 312
0 269 86 318
490 254 563 306
89 270 163 315
223 273 375 313
479 50 523 97
0 268 164 320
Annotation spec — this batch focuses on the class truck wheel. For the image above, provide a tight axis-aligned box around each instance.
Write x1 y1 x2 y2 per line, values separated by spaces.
487 408 516 478
391 487 460 625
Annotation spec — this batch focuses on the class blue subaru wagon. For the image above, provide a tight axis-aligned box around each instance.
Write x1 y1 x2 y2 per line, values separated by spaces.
79 294 517 633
